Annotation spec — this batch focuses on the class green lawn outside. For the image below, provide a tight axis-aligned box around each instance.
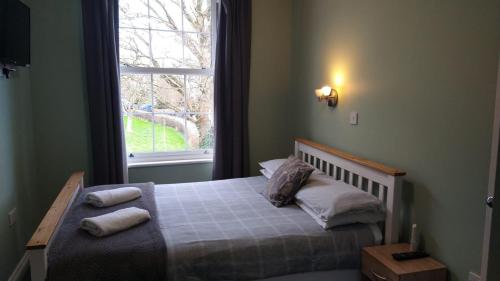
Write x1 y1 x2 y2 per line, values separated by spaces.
123 116 186 153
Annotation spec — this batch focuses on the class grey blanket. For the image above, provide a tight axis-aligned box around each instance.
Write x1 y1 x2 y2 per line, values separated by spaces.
47 182 166 281
156 176 379 281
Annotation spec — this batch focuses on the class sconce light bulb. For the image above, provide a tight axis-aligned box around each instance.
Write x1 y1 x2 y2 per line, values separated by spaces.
321 86 332 97
315 89 323 98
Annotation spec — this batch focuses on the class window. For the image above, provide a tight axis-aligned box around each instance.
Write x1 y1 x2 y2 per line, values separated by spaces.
119 0 216 164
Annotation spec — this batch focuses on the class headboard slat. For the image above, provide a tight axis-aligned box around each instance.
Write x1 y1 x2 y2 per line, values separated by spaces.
368 180 374 194
379 186 386 201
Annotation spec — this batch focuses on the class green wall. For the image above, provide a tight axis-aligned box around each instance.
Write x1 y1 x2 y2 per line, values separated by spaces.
290 1 500 280
0 69 37 280
28 0 92 206
248 0 294 175
0 0 92 278
129 163 213 184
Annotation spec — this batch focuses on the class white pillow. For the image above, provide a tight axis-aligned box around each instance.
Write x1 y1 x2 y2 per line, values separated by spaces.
259 169 273 179
259 158 323 178
295 174 385 228
258 159 287 174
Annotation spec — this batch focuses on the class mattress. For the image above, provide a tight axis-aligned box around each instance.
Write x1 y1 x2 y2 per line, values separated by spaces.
155 176 381 281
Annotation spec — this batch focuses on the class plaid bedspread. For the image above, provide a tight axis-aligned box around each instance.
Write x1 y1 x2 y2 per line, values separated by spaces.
156 176 378 281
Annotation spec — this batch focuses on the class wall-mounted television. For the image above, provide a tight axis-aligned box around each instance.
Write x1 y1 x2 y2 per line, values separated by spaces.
0 0 30 67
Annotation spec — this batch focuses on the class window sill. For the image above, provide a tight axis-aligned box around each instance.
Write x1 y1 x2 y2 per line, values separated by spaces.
128 158 213 168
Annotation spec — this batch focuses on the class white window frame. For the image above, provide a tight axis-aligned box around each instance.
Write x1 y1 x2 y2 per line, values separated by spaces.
127 150 213 167
119 0 217 166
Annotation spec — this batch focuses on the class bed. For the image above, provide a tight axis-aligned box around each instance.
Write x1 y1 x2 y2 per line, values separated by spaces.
26 138 405 281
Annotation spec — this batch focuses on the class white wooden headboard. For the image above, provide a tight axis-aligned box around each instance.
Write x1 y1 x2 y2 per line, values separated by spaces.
294 138 405 244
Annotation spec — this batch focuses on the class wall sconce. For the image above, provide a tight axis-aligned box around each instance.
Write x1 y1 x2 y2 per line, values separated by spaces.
315 85 338 107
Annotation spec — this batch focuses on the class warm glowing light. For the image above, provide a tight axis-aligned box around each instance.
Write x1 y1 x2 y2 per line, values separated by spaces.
334 74 344 87
321 86 332 97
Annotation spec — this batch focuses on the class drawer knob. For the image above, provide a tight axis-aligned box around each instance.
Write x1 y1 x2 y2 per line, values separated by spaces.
372 270 388 281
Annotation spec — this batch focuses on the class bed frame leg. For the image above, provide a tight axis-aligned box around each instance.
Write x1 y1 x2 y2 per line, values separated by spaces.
29 249 47 281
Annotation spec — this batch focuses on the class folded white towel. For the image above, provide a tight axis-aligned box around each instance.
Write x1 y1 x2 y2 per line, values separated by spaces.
80 207 151 237
84 187 142 207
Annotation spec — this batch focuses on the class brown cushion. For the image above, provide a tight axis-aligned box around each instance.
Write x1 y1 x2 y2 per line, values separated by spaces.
262 156 314 207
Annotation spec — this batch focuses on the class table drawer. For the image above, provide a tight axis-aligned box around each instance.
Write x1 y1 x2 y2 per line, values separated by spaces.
362 251 399 281
400 269 447 281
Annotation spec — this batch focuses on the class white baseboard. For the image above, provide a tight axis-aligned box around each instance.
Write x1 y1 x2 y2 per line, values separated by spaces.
8 252 29 281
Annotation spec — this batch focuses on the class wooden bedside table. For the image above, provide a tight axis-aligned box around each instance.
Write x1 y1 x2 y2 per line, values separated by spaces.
362 243 447 281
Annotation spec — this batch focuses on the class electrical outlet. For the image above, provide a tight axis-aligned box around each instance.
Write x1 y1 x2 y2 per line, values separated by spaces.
350 112 359 125
469 272 480 281
8 208 17 227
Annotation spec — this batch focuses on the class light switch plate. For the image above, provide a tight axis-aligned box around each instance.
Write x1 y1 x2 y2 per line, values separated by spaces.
8 208 17 227
350 112 358 125
469 272 480 281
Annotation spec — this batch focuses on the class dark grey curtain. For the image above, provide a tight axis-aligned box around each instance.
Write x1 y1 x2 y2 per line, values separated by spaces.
82 0 127 184
212 0 252 180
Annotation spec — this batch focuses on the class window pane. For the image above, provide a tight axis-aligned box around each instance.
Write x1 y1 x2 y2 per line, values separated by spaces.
119 28 152 67
121 74 154 153
187 75 213 113
184 32 211 69
153 74 185 113
154 113 187 152
151 30 183 68
118 0 215 156
186 113 214 150
119 0 149 29
182 0 212 33
123 113 154 153
149 0 183 31
121 74 152 112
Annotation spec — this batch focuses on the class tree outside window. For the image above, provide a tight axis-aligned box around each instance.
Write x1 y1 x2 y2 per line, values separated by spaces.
119 0 214 156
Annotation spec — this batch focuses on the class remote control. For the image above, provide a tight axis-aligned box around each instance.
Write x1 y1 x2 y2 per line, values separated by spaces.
392 251 429 261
